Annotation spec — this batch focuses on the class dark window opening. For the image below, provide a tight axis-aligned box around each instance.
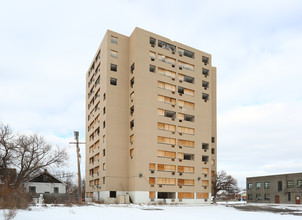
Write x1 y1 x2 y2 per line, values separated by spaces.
150 37 156 47
202 93 209 102
103 121 105 128
130 77 134 88
103 93 106 100
202 68 209 77
54 187 59 194
103 107 106 115
29 186 36 194
178 86 184 94
130 106 134 116
202 143 209 150
130 63 135 73
184 75 194 84
164 110 176 120
265 194 270 200
211 137 215 143
157 192 175 199
278 181 282 191
184 114 194 122
110 78 117 86
130 120 134 130
184 153 194 161
288 192 291 201
110 64 117 72
202 56 209 65
202 81 209 90
211 148 215 154
150 65 156 73
110 191 116 198
202 156 209 162
103 149 105 156
158 40 176 53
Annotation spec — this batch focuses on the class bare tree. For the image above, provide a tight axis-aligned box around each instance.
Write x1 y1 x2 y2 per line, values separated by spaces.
0 123 68 189
212 170 239 203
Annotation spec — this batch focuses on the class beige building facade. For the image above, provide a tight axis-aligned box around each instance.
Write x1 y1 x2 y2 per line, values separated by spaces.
85 27 217 204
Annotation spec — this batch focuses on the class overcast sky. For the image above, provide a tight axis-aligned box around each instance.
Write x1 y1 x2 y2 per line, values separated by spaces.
1 0 302 188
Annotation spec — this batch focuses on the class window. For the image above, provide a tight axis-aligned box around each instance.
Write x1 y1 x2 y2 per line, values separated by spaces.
157 122 176 132
298 180 302 187
130 63 135 73
202 68 209 77
130 77 134 88
103 121 105 128
179 74 194 84
158 192 175 199
202 93 209 102
103 163 106 171
103 107 106 115
248 194 253 200
248 183 253 190
130 92 134 102
178 179 195 186
278 181 282 191
158 67 176 79
150 37 156 47
178 61 194 71
110 50 118 58
110 191 116 198
178 86 194 96
256 182 261 189
178 192 194 199
130 120 134 130
158 95 176 105
178 166 194 173
288 192 291 201
264 182 270 189
149 64 156 73
130 134 134 144
158 81 176 92
211 137 215 143
202 81 209 90
111 36 118 44
256 194 261 200
178 100 194 109
202 56 209 65
157 150 176 159
158 54 176 67
178 48 194 58
29 186 36 194
149 51 156 61
157 136 176 145
103 149 105 156
178 127 195 135
202 168 209 174
211 148 215 154
110 77 117 85
264 194 270 200
202 156 209 162
178 113 195 122
130 148 134 158
287 180 294 188
149 163 155 171
158 40 176 53
178 139 194 147
110 64 117 72
103 177 105 184
196 193 209 199
201 180 209 186
103 135 105 143
202 143 209 150
158 108 176 120
103 93 106 100
157 178 176 185
180 153 194 161
130 106 134 116
157 164 176 172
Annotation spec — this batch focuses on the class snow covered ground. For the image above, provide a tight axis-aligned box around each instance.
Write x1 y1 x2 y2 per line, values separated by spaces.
2 202 302 220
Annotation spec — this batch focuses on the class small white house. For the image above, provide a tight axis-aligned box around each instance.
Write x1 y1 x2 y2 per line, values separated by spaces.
24 169 66 194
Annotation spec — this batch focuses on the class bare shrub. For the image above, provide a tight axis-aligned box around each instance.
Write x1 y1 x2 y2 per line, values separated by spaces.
3 209 17 220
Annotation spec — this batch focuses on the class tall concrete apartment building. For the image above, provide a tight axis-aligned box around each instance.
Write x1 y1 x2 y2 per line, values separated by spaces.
85 28 217 204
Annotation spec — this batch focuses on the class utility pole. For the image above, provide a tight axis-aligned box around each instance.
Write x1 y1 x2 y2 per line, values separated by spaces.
69 131 85 203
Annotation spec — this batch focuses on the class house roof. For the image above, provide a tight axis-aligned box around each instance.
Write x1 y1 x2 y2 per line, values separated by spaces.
27 169 66 185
